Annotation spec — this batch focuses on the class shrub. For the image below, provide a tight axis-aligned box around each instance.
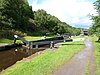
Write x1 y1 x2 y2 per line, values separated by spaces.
0 30 27 39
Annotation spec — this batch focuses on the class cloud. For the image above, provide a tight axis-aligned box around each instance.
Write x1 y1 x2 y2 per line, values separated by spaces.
31 0 96 28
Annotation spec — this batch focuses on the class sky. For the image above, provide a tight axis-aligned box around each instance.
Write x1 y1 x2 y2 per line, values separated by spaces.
28 0 97 29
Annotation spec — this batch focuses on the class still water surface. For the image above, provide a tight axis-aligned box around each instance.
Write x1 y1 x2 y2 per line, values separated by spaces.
0 46 48 71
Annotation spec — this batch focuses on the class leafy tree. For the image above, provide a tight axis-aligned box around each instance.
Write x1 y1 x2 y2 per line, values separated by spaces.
71 27 81 35
34 9 47 29
53 23 65 34
46 14 60 32
0 0 6 30
34 9 60 32
0 0 82 37
1 0 32 31
34 9 81 35
94 0 100 14
90 0 100 41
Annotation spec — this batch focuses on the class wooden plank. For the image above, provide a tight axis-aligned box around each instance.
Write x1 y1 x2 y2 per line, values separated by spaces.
32 41 51 45
31 39 72 46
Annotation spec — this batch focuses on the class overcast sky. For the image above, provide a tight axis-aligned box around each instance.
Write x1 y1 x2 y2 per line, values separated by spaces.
28 0 97 29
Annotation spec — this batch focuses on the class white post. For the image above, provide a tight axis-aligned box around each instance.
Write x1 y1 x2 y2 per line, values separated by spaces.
36 44 38 49
50 41 54 48
30 42 33 49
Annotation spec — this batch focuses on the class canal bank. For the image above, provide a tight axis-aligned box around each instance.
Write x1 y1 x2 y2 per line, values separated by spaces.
0 44 49 71
0 40 84 75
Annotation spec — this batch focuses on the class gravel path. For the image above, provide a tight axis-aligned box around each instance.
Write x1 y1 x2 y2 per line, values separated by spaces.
53 38 96 75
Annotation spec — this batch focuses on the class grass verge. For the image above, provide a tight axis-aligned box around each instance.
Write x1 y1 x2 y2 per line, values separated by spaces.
85 61 90 75
71 35 88 39
0 38 13 44
89 36 100 75
0 41 84 75
0 36 52 44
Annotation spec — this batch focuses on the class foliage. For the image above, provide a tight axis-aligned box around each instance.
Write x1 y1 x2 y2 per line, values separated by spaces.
34 9 60 32
34 9 81 35
0 0 33 31
94 0 100 14
89 0 100 41
0 30 27 39
0 0 81 39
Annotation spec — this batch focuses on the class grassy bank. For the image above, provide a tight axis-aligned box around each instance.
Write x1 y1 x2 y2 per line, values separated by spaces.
0 41 84 75
0 36 41 44
94 42 100 75
89 36 100 75
71 35 88 39
0 38 13 44
0 36 52 44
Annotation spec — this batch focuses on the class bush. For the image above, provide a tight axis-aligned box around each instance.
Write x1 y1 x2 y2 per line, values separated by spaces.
0 30 27 39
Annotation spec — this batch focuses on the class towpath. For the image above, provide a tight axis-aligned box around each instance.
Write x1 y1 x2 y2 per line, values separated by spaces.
53 38 96 75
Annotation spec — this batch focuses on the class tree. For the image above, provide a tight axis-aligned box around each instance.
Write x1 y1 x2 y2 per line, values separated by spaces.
1 0 32 31
0 0 13 30
34 9 60 32
94 0 100 14
90 0 100 41
53 23 66 34
46 14 60 32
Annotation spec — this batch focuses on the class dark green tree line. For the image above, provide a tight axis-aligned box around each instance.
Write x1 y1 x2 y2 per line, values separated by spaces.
33 9 81 35
0 0 81 38
0 0 33 30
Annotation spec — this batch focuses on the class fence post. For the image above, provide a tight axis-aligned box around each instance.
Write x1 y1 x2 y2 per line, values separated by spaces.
50 41 54 48
14 38 16 44
29 42 33 49
64 40 66 42
35 44 38 49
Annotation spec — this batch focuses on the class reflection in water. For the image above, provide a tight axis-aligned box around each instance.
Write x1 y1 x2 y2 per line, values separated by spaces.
0 45 49 71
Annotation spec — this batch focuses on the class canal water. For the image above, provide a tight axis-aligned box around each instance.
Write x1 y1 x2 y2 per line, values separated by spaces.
0 46 49 71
